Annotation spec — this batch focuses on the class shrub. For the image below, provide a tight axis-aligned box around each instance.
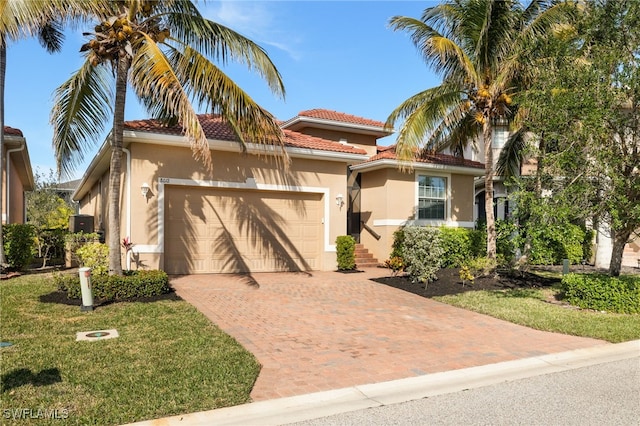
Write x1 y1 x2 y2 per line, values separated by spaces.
54 270 171 302
439 226 486 268
3 224 35 270
561 273 640 314
527 222 585 265
402 226 444 285
76 242 109 276
384 256 405 276
390 228 405 259
335 235 356 271
496 220 518 265
463 256 497 278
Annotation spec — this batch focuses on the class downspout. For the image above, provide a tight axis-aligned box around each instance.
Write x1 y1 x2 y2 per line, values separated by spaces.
5 144 25 224
123 147 132 270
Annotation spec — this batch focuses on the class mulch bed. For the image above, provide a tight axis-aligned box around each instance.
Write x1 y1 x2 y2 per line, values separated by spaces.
372 267 561 298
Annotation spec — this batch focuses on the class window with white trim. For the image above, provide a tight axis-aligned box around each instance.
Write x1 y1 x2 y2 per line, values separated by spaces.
417 175 446 220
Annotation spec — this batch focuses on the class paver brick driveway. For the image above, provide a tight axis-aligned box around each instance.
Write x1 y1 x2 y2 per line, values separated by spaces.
170 268 605 401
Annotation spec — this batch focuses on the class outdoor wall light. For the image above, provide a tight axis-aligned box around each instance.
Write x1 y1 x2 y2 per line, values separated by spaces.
141 183 150 198
335 193 344 206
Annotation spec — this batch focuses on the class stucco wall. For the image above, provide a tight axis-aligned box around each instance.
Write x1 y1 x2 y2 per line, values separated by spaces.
107 142 350 272
359 167 477 262
8 156 24 223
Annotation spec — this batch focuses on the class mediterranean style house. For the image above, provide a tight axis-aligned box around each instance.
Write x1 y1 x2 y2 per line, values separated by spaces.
73 109 484 274
2 126 34 224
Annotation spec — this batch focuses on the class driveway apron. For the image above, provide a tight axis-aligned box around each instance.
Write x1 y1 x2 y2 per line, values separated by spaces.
170 269 605 401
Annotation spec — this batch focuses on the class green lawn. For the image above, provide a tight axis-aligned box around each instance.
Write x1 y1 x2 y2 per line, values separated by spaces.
0 274 260 426
434 282 640 343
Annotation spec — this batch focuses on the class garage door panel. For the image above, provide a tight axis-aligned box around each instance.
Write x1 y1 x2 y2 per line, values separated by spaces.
165 187 322 274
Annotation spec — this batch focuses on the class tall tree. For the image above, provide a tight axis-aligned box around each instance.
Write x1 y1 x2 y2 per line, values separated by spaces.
515 0 640 276
51 0 286 276
386 0 573 262
0 0 77 269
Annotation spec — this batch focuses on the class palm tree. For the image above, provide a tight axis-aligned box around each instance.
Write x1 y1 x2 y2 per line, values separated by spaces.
0 0 93 268
386 0 573 261
51 0 286 275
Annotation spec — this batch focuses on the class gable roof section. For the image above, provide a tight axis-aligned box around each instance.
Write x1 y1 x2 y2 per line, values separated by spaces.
3 126 24 137
123 115 367 156
281 108 393 138
351 145 485 176
3 126 34 191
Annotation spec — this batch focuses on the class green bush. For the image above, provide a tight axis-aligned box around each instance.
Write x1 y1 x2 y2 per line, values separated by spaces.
496 220 518 265
390 228 405 259
527 222 585 265
336 235 356 271
462 256 497 278
439 226 486 268
76 242 109 276
54 270 171 302
561 273 640 314
3 224 35 270
402 226 444 285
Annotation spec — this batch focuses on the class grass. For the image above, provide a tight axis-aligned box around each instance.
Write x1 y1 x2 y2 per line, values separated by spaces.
0 274 260 426
434 278 640 343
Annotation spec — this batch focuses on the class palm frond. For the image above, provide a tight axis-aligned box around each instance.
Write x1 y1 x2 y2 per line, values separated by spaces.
161 6 285 98
163 41 286 154
37 19 63 52
496 125 527 177
50 56 113 177
129 33 212 168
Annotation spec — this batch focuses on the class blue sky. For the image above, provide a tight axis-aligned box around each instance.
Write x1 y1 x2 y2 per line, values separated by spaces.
5 1 441 180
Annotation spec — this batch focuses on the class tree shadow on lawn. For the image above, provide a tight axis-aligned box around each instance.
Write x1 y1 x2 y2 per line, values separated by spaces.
372 268 560 299
1 368 62 393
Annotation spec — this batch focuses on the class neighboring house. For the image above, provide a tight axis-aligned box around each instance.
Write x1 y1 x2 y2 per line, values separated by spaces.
52 179 81 214
2 126 35 224
73 109 484 274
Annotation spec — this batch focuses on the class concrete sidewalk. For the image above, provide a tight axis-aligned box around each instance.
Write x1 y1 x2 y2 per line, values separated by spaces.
127 340 640 426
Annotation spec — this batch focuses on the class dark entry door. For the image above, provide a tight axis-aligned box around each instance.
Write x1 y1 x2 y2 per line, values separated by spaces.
347 168 361 243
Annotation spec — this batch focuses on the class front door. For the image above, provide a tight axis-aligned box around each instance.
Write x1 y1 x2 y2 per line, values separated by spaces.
347 168 361 243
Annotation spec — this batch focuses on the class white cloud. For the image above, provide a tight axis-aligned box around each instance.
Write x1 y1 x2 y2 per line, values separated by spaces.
202 1 302 60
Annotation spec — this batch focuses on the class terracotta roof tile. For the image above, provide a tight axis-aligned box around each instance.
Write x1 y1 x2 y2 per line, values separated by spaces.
124 115 367 156
298 109 386 128
3 126 23 137
367 145 485 169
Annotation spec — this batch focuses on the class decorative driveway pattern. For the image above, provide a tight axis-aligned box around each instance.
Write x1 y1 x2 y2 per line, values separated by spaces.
170 269 605 401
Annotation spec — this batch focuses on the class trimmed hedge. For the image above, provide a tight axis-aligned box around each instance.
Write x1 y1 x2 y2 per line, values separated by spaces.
561 273 640 314
3 223 35 270
439 226 485 268
54 270 171 302
336 235 356 271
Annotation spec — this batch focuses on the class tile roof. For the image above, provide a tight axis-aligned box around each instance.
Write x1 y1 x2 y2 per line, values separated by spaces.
124 115 367 155
367 145 485 169
3 126 23 137
298 109 386 128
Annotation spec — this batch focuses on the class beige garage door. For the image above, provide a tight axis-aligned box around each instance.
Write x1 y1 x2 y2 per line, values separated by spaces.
164 186 323 274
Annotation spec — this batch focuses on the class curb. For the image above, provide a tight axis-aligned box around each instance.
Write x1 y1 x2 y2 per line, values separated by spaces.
126 340 640 426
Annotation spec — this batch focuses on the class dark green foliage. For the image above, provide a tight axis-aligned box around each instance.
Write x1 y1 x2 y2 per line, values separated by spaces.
439 226 486 268
336 235 356 271
528 222 585 265
54 270 171 302
3 224 35 270
561 273 640 314
390 228 405 259
496 220 518 265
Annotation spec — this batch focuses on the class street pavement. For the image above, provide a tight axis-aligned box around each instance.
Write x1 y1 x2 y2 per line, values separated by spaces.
289 357 640 426
127 340 639 426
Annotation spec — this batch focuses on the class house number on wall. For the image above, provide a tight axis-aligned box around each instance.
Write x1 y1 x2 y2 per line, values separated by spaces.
159 178 170 184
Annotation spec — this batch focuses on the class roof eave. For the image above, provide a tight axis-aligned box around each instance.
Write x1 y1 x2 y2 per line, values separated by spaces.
73 130 369 200
281 116 393 138
351 158 486 176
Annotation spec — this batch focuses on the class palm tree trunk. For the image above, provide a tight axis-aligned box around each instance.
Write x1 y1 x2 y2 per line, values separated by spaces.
609 228 631 277
108 55 129 276
0 40 7 268
484 120 496 260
